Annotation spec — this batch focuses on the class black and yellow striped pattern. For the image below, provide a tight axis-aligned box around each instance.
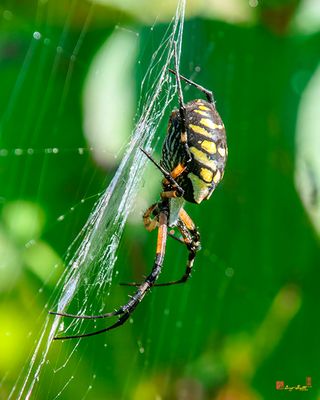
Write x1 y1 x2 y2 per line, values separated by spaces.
161 99 227 204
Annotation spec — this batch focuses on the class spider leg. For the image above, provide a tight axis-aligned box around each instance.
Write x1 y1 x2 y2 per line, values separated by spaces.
52 205 169 340
122 159 191 288
161 163 187 199
52 313 131 340
140 147 184 197
49 309 123 320
172 42 192 163
168 68 214 104
123 208 200 288
143 202 159 232
143 204 184 240
153 208 200 286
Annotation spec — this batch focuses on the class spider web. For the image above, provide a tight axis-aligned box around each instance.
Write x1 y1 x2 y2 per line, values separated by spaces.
6 1 187 398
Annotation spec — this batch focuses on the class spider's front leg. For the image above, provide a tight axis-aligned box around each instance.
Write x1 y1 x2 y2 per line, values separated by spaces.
171 42 192 163
160 163 187 200
50 203 169 340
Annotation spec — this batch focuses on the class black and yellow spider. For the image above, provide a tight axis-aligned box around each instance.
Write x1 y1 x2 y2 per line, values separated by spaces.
51 47 227 340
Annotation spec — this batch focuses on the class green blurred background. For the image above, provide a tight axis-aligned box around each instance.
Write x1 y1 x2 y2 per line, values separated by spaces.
1 0 320 399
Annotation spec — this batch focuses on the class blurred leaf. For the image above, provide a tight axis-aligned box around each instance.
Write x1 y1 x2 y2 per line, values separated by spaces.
2 200 45 243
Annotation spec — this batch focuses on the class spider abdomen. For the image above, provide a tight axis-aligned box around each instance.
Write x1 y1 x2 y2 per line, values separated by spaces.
161 99 227 204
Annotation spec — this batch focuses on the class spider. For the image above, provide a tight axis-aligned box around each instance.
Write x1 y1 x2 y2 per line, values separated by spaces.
50 45 227 340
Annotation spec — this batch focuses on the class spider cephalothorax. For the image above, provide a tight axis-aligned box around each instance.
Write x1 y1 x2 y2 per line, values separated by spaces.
50 46 227 340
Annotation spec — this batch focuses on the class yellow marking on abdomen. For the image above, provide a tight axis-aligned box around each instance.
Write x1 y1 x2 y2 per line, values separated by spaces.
200 168 213 183
190 147 217 170
200 118 224 130
199 105 210 111
213 169 221 184
218 146 226 157
189 124 212 138
201 140 216 154
194 110 209 117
